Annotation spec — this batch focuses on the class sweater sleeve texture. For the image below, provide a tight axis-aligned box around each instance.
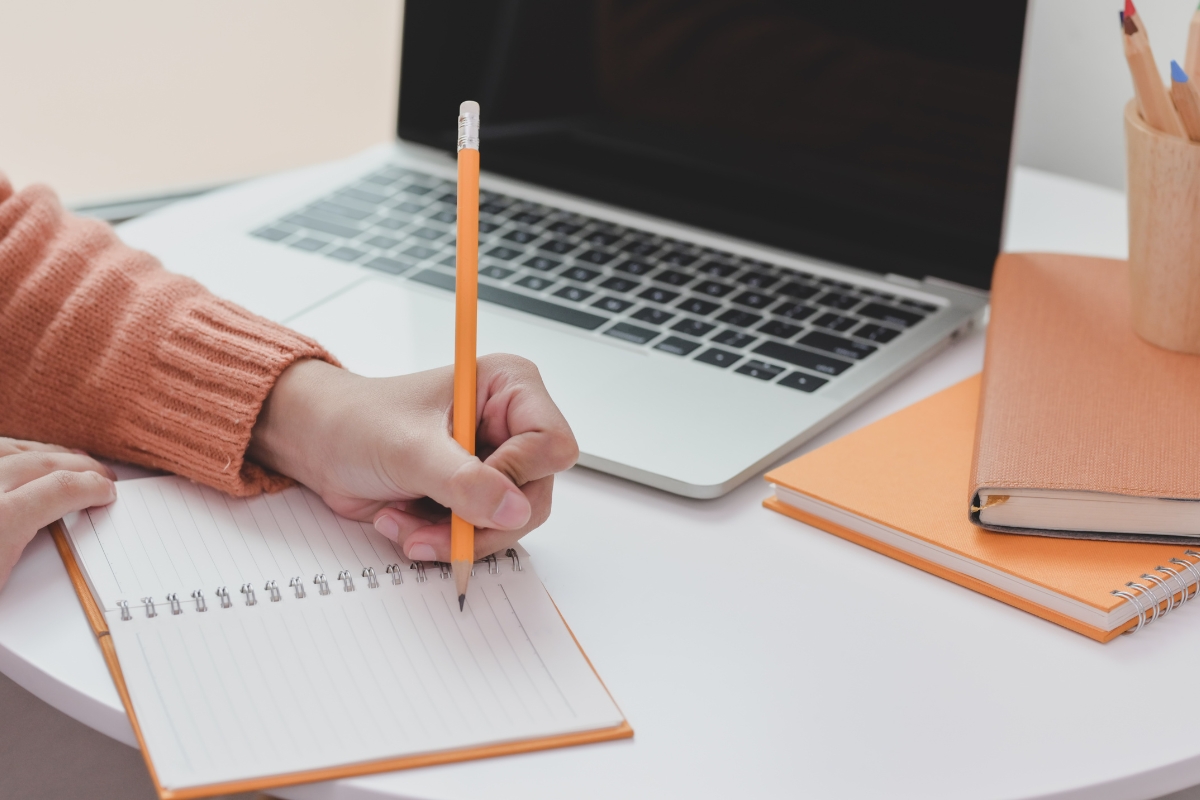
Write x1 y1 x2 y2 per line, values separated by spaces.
0 174 338 496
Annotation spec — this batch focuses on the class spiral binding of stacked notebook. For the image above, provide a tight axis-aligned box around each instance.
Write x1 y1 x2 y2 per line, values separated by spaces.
1112 549 1200 634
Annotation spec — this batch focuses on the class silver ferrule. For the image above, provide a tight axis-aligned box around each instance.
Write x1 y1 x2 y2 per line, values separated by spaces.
457 112 480 152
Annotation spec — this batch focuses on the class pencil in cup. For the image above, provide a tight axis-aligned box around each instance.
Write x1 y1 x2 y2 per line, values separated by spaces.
1171 61 1200 141
1122 1 1186 138
452 100 481 611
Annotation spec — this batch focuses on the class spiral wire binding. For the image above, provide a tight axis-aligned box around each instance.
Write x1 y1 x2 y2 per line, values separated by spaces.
113 552 526 620
1110 550 1200 634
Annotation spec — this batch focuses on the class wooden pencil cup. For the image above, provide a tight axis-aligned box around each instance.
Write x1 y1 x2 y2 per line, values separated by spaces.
1126 99 1200 353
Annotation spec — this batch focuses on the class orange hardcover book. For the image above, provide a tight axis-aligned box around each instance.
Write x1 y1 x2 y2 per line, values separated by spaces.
51 476 631 800
764 375 1200 642
971 253 1200 542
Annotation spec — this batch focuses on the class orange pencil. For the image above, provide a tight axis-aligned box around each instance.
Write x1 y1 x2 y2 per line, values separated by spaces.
452 100 480 611
1187 1 1200 81
1122 3 1186 137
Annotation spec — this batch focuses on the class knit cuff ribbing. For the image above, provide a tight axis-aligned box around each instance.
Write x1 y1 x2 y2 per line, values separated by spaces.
106 296 339 496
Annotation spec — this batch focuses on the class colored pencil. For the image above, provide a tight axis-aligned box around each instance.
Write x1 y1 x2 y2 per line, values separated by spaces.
452 100 480 611
1187 2 1200 81
1170 61 1200 141
1122 4 1187 137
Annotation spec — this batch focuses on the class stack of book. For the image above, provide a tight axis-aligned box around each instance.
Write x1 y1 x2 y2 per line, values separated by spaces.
765 253 1200 641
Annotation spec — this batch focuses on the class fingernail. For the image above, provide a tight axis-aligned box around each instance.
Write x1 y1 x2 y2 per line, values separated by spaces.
407 542 438 562
492 490 530 528
103 465 118 481
374 515 400 541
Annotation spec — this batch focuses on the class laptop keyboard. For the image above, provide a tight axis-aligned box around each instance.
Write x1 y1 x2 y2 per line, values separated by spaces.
251 164 940 394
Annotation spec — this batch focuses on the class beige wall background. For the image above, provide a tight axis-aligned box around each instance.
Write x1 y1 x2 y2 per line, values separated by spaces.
1 0 1195 204
1 0 403 204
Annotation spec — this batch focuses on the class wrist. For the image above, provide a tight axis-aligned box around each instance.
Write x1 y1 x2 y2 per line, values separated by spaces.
248 359 349 486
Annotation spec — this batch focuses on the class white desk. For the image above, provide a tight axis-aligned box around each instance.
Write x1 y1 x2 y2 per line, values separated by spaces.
7 167 1197 800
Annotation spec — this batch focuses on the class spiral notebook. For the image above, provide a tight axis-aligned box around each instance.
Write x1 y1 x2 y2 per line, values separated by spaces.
51 476 630 800
765 375 1200 642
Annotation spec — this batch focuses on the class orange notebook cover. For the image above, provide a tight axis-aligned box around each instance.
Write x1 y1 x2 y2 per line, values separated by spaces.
970 253 1200 543
764 375 1200 642
49 477 631 800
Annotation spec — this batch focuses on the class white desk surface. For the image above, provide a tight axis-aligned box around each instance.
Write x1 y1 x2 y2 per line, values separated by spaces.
6 166 1196 800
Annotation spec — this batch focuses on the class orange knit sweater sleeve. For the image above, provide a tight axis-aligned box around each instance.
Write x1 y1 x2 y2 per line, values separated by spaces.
0 174 338 496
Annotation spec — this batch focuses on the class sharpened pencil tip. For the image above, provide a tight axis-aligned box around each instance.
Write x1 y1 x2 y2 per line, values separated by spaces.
1124 0 1136 19
459 594 466 611
1174 60 1190 84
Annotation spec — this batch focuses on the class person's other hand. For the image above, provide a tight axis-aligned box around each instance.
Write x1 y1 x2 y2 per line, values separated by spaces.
248 355 579 563
0 438 116 589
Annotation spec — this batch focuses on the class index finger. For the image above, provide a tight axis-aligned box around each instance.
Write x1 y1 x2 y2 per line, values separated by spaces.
0 438 78 458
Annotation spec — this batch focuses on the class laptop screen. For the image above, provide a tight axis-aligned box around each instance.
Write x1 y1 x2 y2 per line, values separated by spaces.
397 0 1027 290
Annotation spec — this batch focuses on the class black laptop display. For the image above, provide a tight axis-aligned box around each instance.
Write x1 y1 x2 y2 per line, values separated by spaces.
397 0 1028 290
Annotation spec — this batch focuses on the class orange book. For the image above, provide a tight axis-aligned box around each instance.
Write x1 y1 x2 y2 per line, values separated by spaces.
764 374 1200 643
971 253 1200 542
52 476 630 800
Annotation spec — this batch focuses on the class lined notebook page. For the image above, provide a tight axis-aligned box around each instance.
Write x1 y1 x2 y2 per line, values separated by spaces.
62 477 624 791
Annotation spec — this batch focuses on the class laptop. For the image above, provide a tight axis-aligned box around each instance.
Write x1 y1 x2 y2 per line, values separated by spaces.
117 0 1028 498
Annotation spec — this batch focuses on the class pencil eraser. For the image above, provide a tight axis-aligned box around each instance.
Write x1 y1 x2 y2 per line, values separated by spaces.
1173 60 1189 84
460 100 480 116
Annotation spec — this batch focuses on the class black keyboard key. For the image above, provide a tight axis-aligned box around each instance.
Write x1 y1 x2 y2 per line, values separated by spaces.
480 266 514 280
778 282 819 300
672 318 716 337
758 320 802 339
400 184 433 196
677 297 720 316
439 254 457 267
252 226 293 241
632 307 674 325
290 237 328 252
392 201 425 215
548 221 582 235
365 234 400 249
513 211 545 224
695 348 741 368
815 291 860 310
694 280 735 298
752 341 853 375
813 313 857 332
480 202 507 215
854 323 901 343
562 266 601 282
524 256 560 271
732 291 773 309
716 309 762 328
503 229 538 244
429 210 457 223
604 322 659 345
697 261 737 278
713 330 757 348
478 221 501 234
312 200 373 221
402 245 440 260
639 287 680 304
858 303 925 328
555 286 593 302
797 331 877 360
539 239 577 255
411 227 444 241
600 276 640 293
410 269 608 330
584 231 620 246
778 372 829 392
364 256 410 274
655 336 701 356
577 250 616 265
622 240 660 257
593 296 634 313
772 301 817 321
340 187 387 205
737 272 779 289
375 217 405 230
616 259 654 276
516 275 555 291
735 360 786 381
653 270 693 287
486 246 523 261
660 251 698 266
328 246 367 262
289 215 359 239
435 193 457 205
818 278 853 290
900 299 939 313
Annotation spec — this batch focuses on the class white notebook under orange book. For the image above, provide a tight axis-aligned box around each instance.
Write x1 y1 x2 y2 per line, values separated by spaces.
52 476 630 800
764 375 1200 643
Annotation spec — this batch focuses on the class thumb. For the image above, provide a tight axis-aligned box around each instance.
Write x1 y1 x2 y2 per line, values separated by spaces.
416 438 532 530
